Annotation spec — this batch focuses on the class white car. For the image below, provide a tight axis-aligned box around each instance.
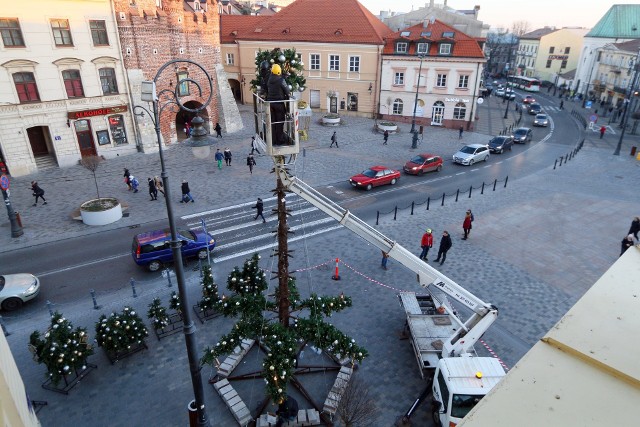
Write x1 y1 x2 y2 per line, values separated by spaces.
495 88 506 97
453 144 490 166
0 274 40 311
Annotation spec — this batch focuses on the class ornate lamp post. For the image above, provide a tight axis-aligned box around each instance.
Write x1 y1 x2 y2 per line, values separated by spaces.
134 59 214 427
1 174 23 237
410 55 425 149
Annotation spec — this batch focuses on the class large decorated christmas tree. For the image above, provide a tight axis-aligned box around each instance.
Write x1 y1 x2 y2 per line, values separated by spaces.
251 47 307 94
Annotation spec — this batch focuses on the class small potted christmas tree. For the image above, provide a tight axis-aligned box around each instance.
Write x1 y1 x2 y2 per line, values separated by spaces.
95 306 149 363
195 264 220 322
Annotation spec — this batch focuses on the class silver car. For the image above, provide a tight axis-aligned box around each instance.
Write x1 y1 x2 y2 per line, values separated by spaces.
512 127 533 143
453 144 490 166
0 274 40 311
534 114 549 127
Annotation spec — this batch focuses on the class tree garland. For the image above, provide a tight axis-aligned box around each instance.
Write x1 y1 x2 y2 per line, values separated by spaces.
251 47 307 94
28 312 94 386
95 306 149 354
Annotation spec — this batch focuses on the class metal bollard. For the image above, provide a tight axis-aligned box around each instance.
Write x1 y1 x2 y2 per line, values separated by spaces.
0 315 10 337
46 300 54 316
455 189 459 202
493 179 497 191
468 185 473 198
441 193 446 206
559 156 563 166
90 289 101 310
130 278 138 298
393 206 398 220
165 268 173 287
504 176 509 188
303 148 306 157
426 197 430 211
481 182 485 194
376 211 379 225
410 202 414 215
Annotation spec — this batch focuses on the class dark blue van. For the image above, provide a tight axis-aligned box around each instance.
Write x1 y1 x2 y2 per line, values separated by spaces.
131 229 215 271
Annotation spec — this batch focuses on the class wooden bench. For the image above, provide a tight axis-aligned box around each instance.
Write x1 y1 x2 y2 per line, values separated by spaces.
322 366 353 416
217 338 255 378
256 409 321 427
213 378 253 426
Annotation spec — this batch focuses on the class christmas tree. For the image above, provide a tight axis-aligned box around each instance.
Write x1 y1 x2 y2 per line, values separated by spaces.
197 264 219 312
29 312 94 386
251 47 307 94
95 306 149 354
147 298 169 331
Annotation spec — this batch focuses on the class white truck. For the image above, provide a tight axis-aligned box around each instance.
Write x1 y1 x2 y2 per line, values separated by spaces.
253 94 506 427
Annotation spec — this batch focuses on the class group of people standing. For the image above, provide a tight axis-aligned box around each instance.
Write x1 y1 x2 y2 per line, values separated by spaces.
621 216 639 256
124 168 164 201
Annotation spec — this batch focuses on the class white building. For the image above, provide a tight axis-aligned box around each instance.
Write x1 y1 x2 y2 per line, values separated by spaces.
0 0 137 177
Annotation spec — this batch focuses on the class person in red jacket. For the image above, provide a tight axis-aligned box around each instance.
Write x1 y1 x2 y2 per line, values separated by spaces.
419 229 433 260
462 210 473 240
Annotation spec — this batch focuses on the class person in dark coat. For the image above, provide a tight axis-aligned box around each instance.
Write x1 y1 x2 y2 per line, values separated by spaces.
252 197 266 223
276 395 298 426
250 136 261 155
459 125 464 139
266 63 291 145
621 234 634 256
30 181 47 206
462 210 473 240
383 130 389 145
223 148 232 166
330 131 338 148
180 180 194 203
123 168 132 191
628 216 640 241
247 153 256 174
214 122 222 138
434 231 452 266
148 178 158 201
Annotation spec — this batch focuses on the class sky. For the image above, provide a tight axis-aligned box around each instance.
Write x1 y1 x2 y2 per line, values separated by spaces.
359 0 639 31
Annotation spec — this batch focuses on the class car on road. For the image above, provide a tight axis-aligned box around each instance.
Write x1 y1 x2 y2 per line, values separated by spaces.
503 91 516 101
528 103 542 115
533 113 549 127
488 136 514 153
132 228 216 272
523 95 536 104
512 127 533 143
453 144 490 166
495 88 505 97
403 154 443 175
349 166 400 190
0 273 40 311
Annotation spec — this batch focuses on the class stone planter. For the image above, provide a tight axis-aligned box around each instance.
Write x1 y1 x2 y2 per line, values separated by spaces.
322 115 341 126
377 122 398 133
80 198 122 226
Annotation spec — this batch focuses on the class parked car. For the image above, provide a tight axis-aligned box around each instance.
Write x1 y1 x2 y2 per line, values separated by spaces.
533 114 549 127
523 95 536 104
528 103 542 115
503 91 516 101
403 154 443 175
495 88 506 97
132 228 216 272
453 144 490 165
512 127 533 143
0 274 40 311
488 136 514 154
349 166 400 190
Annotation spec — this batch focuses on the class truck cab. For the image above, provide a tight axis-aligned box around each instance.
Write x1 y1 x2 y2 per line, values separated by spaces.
432 357 506 427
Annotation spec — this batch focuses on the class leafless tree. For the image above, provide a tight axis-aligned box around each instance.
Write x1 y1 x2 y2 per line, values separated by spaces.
80 155 104 200
511 20 531 36
336 375 380 427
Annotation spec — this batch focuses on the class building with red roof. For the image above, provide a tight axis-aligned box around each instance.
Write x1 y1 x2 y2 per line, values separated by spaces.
380 19 485 130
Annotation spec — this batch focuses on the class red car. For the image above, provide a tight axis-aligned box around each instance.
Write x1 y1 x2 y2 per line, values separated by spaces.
349 166 400 191
523 95 536 104
403 153 443 175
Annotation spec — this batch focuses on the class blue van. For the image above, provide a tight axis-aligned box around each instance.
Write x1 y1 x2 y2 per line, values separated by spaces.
131 228 215 271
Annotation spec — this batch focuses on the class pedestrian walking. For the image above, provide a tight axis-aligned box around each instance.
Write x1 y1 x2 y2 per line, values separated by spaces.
180 180 194 203
30 181 47 206
148 177 158 201
184 121 191 137
223 147 232 166
628 216 640 240
247 153 257 174
383 130 389 145
123 168 132 191
252 197 266 223
214 122 222 138
250 136 261 155
419 228 433 260
154 176 165 197
462 210 473 240
330 131 338 148
559 100 564 110
459 125 464 139
621 234 634 256
434 231 452 266
130 175 139 193
214 148 224 170
600 126 606 139
381 250 390 270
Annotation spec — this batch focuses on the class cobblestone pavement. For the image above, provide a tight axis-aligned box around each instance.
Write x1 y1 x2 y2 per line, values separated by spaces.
2 94 640 426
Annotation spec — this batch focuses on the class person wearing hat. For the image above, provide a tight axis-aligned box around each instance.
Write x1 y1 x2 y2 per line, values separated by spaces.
130 175 139 193
419 228 433 261
621 234 635 256
266 63 291 145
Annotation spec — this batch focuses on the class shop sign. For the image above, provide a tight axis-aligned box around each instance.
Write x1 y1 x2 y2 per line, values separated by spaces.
67 105 128 120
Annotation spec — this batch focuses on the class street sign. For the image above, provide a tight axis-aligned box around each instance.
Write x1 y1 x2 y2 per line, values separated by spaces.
586 101 593 109
589 114 598 123
0 174 9 191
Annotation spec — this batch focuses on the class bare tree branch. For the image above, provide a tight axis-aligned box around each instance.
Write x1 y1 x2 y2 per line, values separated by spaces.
511 20 531 36
80 155 104 200
336 375 380 427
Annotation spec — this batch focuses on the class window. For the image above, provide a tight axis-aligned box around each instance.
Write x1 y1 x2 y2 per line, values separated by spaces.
546 60 552 68
310 54 320 70
549 46 555 54
108 115 128 145
0 18 25 47
436 73 447 87
564 47 570 54
392 98 403 114
99 68 118 94
453 102 466 119
437 372 450 411
396 42 407 53
394 72 404 85
329 55 340 71
561 59 567 69
349 56 360 72
177 71 189 96
89 20 109 46
458 75 469 88
13 72 40 103
226 53 234 65
442 31 455 38
51 19 73 46
417 43 429 54
62 70 84 98
420 32 431 37
439 44 452 55
400 31 411 37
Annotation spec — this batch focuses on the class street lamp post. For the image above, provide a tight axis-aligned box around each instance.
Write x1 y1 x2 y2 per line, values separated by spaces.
410 55 425 149
134 59 213 427
503 77 512 119
614 59 640 155
582 50 597 108
1 186 23 238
